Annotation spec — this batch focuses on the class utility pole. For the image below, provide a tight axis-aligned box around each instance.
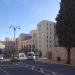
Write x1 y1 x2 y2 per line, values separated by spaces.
10 25 20 58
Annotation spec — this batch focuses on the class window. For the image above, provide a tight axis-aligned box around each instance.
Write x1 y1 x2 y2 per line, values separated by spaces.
39 45 41 47
32 45 35 48
39 28 41 31
47 40 48 43
26 45 28 49
33 34 35 38
50 36 51 39
50 32 51 34
33 40 34 43
24 45 25 50
47 36 48 38
39 40 41 43
39 32 41 35
39 36 41 39
29 45 31 49
39 24 41 27
47 44 48 47
50 28 51 31
20 55 24 57
48 52 52 59
50 40 51 43
50 45 51 47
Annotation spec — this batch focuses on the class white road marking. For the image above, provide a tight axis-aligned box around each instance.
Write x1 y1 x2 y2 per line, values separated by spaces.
0 61 63 75
0 68 11 75
14 62 64 75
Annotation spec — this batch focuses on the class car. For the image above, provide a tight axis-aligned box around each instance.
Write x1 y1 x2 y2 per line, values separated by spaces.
18 53 27 60
0 54 3 60
27 52 36 60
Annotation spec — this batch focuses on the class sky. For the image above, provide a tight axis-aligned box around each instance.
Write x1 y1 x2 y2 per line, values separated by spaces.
0 0 61 41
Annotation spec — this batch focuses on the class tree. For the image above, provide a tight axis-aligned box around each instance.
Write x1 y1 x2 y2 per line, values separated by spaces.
56 0 75 64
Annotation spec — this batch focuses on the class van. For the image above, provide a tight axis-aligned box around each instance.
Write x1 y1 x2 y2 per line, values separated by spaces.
19 53 27 60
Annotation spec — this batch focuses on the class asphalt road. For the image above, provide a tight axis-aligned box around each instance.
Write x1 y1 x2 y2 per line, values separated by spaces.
0 61 46 75
0 60 75 75
16 60 75 75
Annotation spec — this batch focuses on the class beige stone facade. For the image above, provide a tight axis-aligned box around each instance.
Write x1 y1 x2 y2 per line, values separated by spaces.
5 37 14 51
48 47 75 65
48 47 67 60
18 30 37 52
37 20 56 56
30 30 37 50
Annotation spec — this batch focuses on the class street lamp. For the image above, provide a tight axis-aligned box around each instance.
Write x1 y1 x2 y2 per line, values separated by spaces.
10 25 20 57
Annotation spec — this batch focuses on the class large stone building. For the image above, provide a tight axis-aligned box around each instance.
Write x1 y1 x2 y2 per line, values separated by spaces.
0 41 5 49
37 20 56 56
18 33 31 51
5 37 14 51
30 30 37 50
18 31 37 52
17 20 67 60
18 20 58 57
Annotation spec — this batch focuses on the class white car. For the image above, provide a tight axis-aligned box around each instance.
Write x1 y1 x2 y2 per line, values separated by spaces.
27 52 36 60
0 55 3 60
18 53 27 60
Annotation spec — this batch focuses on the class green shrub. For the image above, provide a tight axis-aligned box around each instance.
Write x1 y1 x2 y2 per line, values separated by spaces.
10 58 20 63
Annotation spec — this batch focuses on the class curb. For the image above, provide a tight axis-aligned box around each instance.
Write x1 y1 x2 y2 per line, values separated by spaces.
36 59 75 67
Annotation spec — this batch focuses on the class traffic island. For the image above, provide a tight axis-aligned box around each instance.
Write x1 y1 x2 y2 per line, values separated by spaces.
10 58 20 63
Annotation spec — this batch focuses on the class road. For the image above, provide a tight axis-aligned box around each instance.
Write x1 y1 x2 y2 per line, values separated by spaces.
0 61 45 75
16 60 75 75
0 59 75 75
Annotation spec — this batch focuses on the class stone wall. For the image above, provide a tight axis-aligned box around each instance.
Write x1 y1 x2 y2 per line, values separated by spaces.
42 47 75 65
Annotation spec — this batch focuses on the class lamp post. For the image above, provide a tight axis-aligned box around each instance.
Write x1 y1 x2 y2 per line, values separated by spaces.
10 25 20 57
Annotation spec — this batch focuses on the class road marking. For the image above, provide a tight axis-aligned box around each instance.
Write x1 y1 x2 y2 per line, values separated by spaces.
40 68 44 73
0 68 11 75
14 62 64 75
32 66 34 70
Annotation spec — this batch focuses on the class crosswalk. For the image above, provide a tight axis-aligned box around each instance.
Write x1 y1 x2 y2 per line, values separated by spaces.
0 61 64 75
14 61 64 75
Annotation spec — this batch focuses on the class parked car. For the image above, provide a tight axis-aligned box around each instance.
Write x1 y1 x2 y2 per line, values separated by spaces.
27 52 36 60
0 54 3 60
18 53 27 60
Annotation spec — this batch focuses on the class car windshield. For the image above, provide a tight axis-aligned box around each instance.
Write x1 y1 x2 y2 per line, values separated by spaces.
28 53 35 56
20 55 24 57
